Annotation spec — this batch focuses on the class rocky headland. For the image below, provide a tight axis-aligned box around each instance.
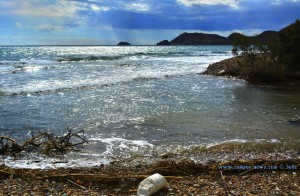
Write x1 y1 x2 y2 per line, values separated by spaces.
203 56 300 84
203 20 300 84
157 31 278 45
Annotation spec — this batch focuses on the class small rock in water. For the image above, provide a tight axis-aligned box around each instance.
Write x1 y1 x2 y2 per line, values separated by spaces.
217 69 226 76
288 120 300 125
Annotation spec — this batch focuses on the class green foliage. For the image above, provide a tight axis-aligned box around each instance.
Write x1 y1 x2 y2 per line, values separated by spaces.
270 20 300 71
230 20 300 82
254 61 285 81
232 34 269 72
231 33 284 81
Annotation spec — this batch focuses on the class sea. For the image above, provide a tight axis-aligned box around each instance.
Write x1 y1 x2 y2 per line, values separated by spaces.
0 45 299 169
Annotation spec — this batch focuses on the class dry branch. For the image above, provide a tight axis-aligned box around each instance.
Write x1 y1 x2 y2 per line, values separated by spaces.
0 130 88 156
67 179 87 190
0 169 15 176
21 132 48 148
37 174 183 180
0 136 16 143
220 171 235 195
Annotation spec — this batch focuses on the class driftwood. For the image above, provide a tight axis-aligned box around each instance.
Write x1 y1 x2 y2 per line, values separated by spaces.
0 136 16 143
67 179 87 189
0 130 88 156
37 173 183 180
0 169 15 176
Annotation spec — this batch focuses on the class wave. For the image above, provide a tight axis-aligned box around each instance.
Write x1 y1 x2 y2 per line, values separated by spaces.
57 55 123 62
211 51 231 54
0 61 27 65
13 65 44 73
3 138 298 169
1 62 210 96
0 75 165 96
185 139 288 154
56 51 212 63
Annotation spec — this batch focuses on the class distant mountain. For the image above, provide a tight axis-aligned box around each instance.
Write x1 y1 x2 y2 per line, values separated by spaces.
157 31 278 45
255 30 278 43
169 32 230 45
117 42 131 46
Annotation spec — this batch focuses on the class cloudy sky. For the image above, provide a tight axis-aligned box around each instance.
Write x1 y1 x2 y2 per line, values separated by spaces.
0 0 300 45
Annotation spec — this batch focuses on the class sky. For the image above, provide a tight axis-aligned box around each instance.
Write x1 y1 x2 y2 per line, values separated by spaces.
0 0 300 45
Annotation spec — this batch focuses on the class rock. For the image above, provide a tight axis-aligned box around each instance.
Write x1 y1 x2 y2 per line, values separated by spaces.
157 40 171 45
117 42 131 46
288 120 300 125
217 70 226 76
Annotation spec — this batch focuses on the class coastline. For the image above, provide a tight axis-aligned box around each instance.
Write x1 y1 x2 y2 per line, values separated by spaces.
1 158 299 195
1 53 300 195
202 56 300 84
202 57 244 78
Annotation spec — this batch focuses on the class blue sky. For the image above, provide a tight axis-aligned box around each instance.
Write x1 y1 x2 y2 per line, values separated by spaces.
0 0 300 45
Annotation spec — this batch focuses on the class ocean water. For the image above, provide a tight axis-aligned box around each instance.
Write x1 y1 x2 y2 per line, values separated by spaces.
0 46 299 168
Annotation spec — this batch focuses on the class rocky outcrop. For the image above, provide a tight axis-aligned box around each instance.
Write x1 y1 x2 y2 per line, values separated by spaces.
157 40 171 45
202 57 242 77
117 42 131 46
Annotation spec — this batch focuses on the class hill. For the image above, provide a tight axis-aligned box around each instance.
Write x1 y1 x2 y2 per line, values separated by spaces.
157 31 278 45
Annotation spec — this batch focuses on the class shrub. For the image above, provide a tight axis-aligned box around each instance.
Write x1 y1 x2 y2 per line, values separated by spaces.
270 20 300 71
232 34 284 81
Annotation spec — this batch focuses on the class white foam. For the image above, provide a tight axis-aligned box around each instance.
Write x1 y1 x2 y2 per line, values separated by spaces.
1 137 154 169
1 150 111 169
20 65 44 72
90 137 154 148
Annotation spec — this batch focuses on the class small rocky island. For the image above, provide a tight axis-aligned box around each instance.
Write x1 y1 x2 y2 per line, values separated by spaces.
117 42 131 46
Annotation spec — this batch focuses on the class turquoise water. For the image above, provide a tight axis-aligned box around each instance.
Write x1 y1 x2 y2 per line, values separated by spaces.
0 46 299 168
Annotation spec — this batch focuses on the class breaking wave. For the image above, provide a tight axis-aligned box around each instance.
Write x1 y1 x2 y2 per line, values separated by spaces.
57 55 123 62
1 138 299 169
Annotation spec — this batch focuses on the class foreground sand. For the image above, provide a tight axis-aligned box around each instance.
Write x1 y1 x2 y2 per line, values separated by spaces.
1 158 299 195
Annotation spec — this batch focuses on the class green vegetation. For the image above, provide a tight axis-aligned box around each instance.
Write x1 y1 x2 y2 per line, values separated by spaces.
270 20 300 71
232 20 300 82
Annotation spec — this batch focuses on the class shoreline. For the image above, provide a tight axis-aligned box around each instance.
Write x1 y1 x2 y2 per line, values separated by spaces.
202 56 300 84
1 54 300 194
1 156 299 195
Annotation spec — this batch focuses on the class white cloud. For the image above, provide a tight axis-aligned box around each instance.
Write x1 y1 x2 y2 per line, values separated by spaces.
123 3 150 12
177 0 241 9
0 0 78 18
91 4 111 12
0 0 112 18
33 24 58 32
14 22 62 32
272 0 300 5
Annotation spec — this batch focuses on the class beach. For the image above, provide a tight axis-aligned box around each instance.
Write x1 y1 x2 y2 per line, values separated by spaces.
1 45 300 194
1 158 299 195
